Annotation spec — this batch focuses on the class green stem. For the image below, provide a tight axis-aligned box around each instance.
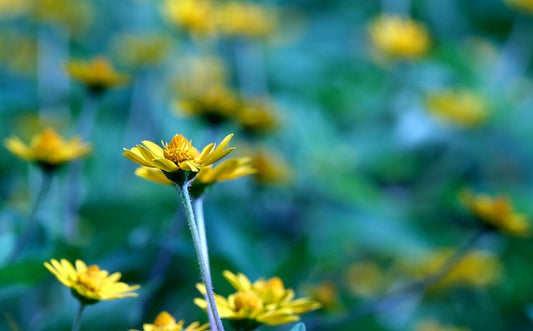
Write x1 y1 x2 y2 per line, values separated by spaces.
176 182 225 331
193 197 209 272
7 170 53 264
71 302 85 331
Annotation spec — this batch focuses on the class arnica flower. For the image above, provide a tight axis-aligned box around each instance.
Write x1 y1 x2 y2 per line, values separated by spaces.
176 85 241 126
426 89 488 127
505 0 533 14
123 133 234 185
460 190 530 237
44 258 139 304
369 15 430 60
415 319 470 331
409 249 501 290
216 2 276 38
162 0 217 36
130 311 209 331
195 270 321 329
4 128 91 171
66 57 129 94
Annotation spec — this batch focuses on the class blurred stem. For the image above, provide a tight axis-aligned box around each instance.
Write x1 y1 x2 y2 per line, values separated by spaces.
176 181 225 331
7 169 53 264
64 94 98 240
71 302 85 331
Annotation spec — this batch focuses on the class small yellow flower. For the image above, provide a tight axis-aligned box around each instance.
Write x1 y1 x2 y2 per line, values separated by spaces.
123 133 234 184
409 249 501 289
195 270 321 328
66 57 129 93
369 15 430 60
44 258 139 304
176 85 241 125
426 89 488 127
4 128 91 170
130 311 209 331
162 0 217 36
250 150 292 185
505 0 533 14
306 281 339 310
216 2 276 38
416 319 470 331
238 99 278 134
460 190 530 236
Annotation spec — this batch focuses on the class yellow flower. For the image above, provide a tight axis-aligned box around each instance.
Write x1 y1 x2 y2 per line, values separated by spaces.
67 57 129 93
162 0 216 36
238 99 278 134
409 249 501 289
123 133 234 184
460 190 530 236
505 0 533 14
216 2 276 38
176 85 241 125
0 0 31 17
306 281 339 311
135 167 174 186
195 157 256 185
44 258 139 304
4 128 91 170
369 15 430 60
426 89 488 127
130 311 209 331
250 150 291 185
195 270 321 328
416 319 470 331
32 0 93 36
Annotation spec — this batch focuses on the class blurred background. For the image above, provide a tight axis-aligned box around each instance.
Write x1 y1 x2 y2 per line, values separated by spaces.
1 0 533 330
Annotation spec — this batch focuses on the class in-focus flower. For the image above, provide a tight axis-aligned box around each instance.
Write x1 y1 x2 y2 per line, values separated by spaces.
238 99 278 135
4 128 91 171
124 133 234 185
162 0 216 36
44 258 139 304
408 249 501 290
176 85 241 126
216 2 276 38
415 319 470 331
130 311 209 331
67 57 129 94
460 190 530 236
426 89 487 127
195 270 321 329
369 15 430 60
505 0 533 14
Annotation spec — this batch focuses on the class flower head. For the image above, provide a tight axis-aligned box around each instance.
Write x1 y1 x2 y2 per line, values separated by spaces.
67 57 129 94
216 2 276 38
4 128 91 171
162 0 216 36
195 270 320 328
130 311 209 331
369 15 430 60
250 150 292 185
44 258 139 304
124 133 234 185
238 99 278 135
426 89 487 127
460 190 530 236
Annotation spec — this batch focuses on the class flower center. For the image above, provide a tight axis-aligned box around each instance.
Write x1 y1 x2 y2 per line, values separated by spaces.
77 265 104 292
163 134 199 165
234 291 263 312
92 58 113 76
34 129 63 156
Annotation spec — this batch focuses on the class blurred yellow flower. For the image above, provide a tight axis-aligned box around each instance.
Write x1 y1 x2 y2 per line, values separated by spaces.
4 128 91 170
369 15 430 59
410 249 501 289
32 0 92 36
162 0 216 36
195 157 256 185
345 261 384 298
505 0 533 14
416 319 470 331
195 270 320 328
216 2 276 38
124 134 234 184
176 85 241 125
0 0 31 17
460 190 530 236
238 99 278 134
250 150 292 184
130 311 209 331
426 89 488 127
67 57 129 93
176 56 228 92
44 258 139 304
306 281 339 310
114 34 171 68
